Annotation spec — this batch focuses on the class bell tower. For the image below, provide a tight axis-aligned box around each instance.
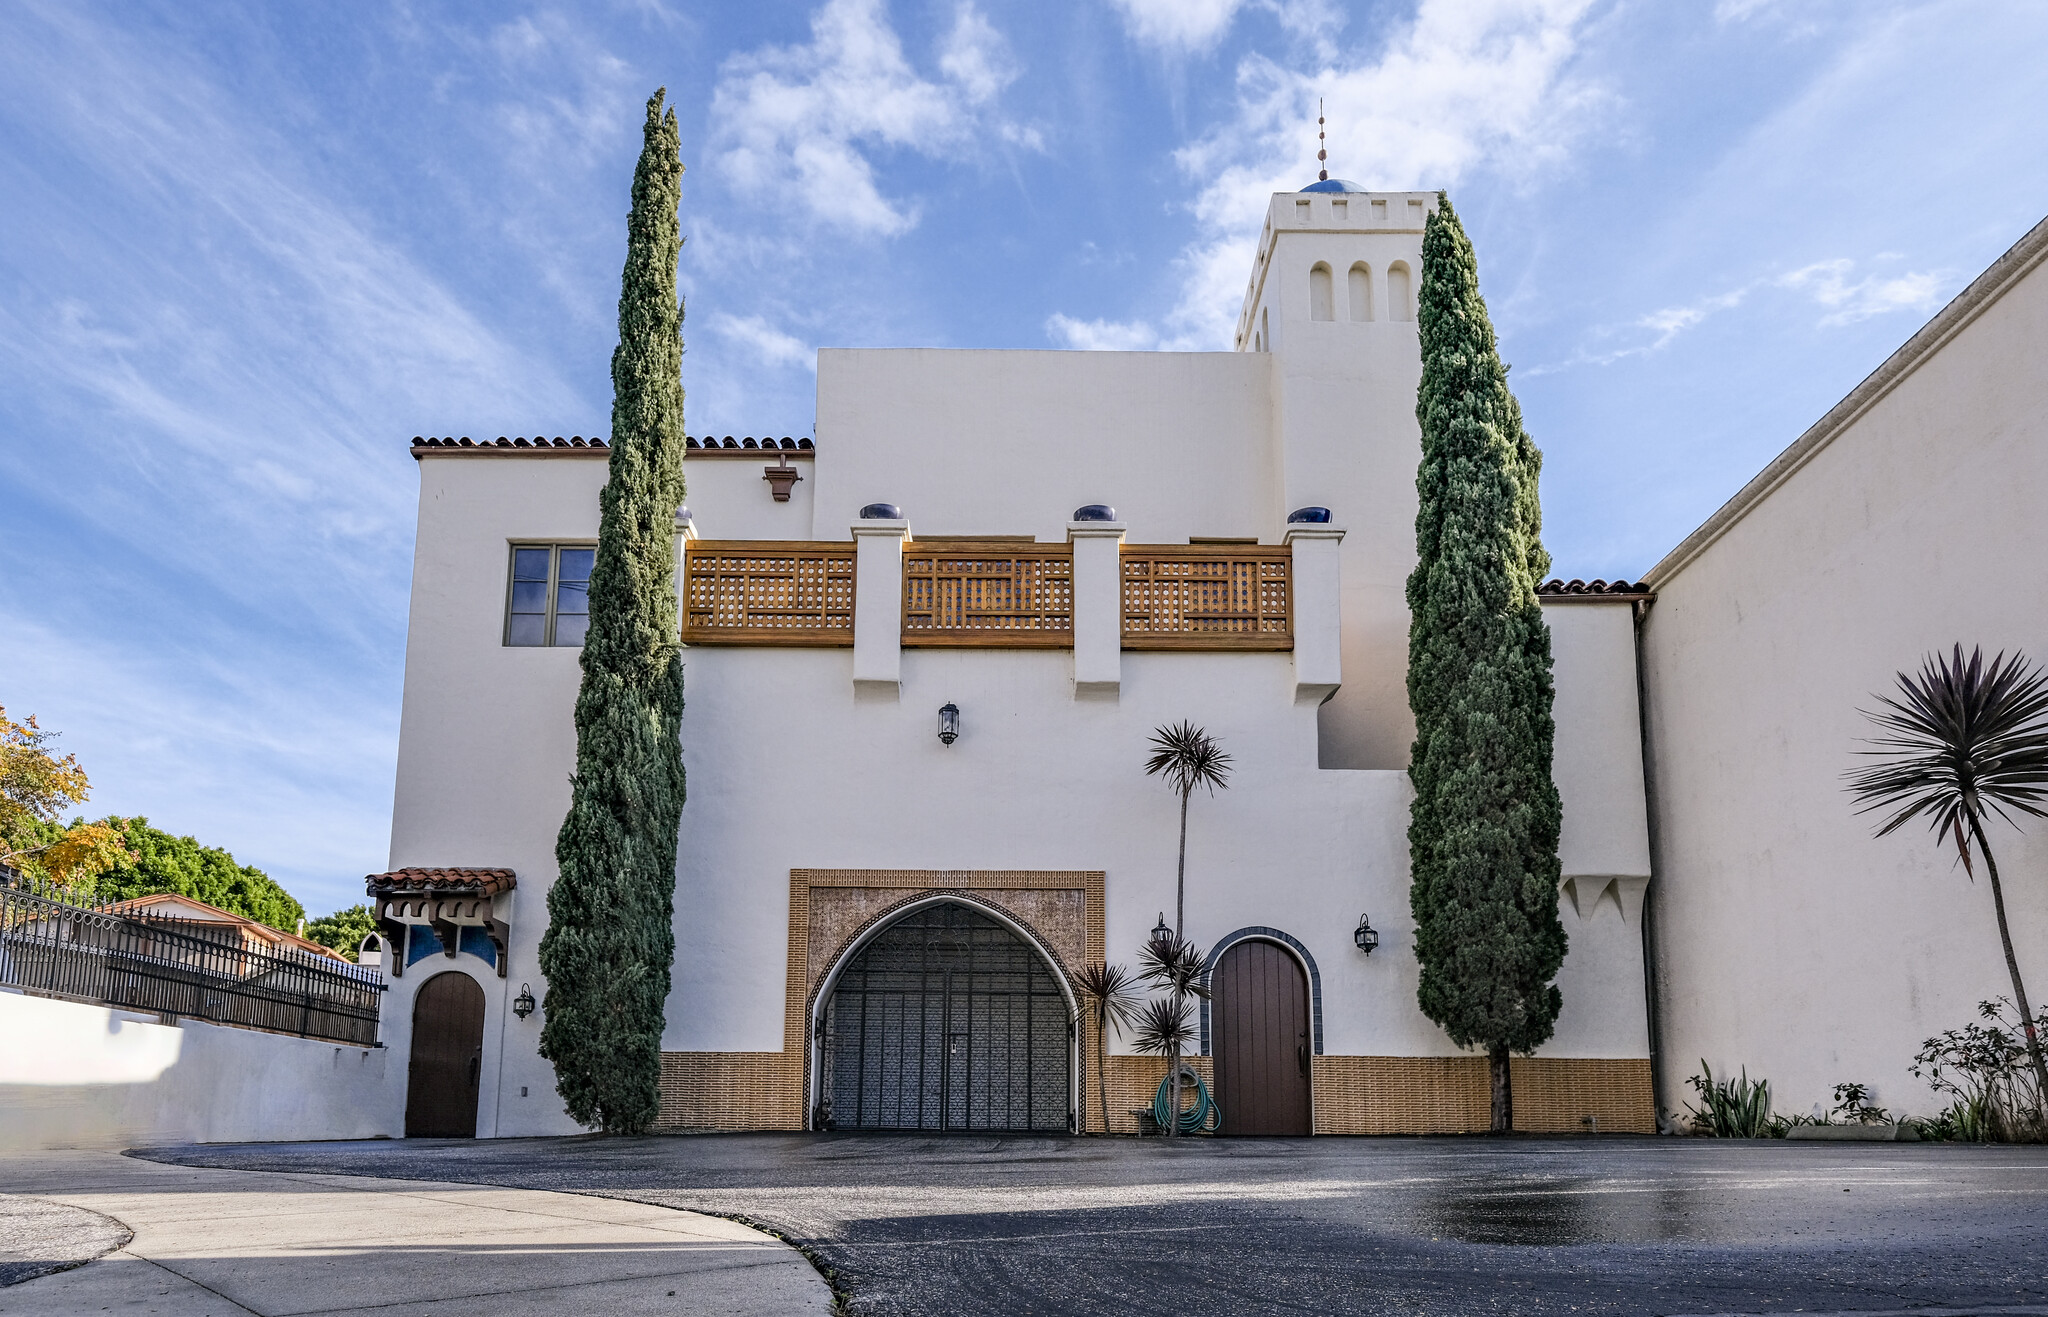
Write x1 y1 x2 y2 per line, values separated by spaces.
1234 161 1439 770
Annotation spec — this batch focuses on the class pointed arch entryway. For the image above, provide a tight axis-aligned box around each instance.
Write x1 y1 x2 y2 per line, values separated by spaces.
811 896 1075 1133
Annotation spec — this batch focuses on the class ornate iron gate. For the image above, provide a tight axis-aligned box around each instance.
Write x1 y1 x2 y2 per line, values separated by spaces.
822 902 1072 1132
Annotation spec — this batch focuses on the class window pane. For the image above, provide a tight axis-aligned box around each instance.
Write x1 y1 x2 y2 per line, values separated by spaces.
557 548 595 583
553 612 589 647
554 583 589 617
513 547 551 581
507 613 546 646
511 581 549 613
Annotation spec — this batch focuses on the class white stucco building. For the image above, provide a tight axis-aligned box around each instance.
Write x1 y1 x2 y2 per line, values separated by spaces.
370 185 2048 1139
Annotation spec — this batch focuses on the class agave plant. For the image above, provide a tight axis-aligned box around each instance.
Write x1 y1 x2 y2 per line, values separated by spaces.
1144 722 1233 939
1070 962 1142 1136
1847 645 2048 1103
1685 1061 1776 1138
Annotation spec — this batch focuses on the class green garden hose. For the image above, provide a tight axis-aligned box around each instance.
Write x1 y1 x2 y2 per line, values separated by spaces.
1153 1067 1222 1134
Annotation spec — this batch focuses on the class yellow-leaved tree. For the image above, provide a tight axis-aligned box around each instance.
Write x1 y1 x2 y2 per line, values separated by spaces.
0 706 132 891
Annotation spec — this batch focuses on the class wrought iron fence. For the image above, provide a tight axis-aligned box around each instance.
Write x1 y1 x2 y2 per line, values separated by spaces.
0 874 383 1046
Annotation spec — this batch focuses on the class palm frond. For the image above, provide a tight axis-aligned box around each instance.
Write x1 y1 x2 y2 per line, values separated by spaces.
1847 645 2048 870
1144 721 1234 800
1069 961 1142 1034
1138 932 1212 1001
1130 996 1195 1056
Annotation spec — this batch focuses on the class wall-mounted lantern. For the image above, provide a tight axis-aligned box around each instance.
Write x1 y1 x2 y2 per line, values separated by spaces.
1353 914 1379 954
513 983 537 1019
1150 913 1172 949
937 703 960 746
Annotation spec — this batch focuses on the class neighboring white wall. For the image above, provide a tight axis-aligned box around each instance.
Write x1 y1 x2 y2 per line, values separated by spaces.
0 989 396 1150
1641 217 2048 1120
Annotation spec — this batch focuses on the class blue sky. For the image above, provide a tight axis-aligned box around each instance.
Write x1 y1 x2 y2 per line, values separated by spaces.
3 0 2045 916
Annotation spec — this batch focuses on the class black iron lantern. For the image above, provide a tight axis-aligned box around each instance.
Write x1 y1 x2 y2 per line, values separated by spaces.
1150 913 1172 948
937 702 960 746
1353 914 1379 954
513 982 537 1019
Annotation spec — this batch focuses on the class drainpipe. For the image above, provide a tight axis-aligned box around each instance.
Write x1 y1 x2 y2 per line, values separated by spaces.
1632 594 1672 1132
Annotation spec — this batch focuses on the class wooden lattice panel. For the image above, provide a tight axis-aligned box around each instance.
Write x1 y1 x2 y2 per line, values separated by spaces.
1122 546 1292 649
681 541 855 646
902 542 1073 645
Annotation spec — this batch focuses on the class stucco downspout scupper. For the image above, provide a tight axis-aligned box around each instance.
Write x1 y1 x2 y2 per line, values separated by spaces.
1629 594 1672 1131
1642 211 2048 589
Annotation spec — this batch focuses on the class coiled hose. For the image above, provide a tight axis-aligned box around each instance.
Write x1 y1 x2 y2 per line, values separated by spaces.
1153 1066 1222 1134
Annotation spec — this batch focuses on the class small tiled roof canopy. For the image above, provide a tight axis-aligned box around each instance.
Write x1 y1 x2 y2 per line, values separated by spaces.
365 867 517 898
1535 577 1653 599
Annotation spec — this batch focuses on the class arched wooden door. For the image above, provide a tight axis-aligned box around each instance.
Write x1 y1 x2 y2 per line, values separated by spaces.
406 971 485 1137
1213 939 1312 1136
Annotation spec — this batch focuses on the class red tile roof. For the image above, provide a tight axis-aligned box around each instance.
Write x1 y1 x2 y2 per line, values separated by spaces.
111 892 349 962
365 868 518 898
1536 577 1652 599
409 435 814 457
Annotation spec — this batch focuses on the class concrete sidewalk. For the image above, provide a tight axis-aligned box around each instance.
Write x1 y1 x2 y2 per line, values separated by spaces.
0 1150 835 1315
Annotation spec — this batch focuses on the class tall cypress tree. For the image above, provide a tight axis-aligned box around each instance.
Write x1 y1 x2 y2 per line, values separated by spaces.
537 90 688 1134
1405 193 1566 1134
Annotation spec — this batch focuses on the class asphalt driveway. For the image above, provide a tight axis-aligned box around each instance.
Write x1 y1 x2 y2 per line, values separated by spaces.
141 1134 2048 1316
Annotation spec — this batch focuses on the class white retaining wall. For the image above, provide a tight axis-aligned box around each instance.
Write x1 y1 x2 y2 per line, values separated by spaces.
0 987 399 1150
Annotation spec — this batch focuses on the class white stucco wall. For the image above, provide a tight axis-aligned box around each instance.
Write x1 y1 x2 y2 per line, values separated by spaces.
1544 599 1654 1059
813 348 1277 544
1640 217 2048 1121
0 988 396 1150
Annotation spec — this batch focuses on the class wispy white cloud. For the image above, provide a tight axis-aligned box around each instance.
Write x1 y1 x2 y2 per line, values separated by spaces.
1528 255 1954 374
1106 0 1251 53
713 312 815 370
1045 313 1160 350
708 0 1029 237
1057 0 1607 350
1778 257 1948 325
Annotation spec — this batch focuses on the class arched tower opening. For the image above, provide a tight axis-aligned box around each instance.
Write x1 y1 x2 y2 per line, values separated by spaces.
1309 262 1335 321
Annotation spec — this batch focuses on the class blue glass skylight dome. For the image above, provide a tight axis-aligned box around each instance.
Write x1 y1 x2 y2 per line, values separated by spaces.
1302 178 1367 193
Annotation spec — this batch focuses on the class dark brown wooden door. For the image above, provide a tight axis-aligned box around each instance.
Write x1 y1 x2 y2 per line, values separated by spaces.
1213 939 1311 1136
406 971 484 1137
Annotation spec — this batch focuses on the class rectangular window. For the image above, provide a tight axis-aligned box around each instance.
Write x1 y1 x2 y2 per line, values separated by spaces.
505 544 595 646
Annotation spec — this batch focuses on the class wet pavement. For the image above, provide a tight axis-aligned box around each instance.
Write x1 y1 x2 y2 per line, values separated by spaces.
139 1133 2048 1316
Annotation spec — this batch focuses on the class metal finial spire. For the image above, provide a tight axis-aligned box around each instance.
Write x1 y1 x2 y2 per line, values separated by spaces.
1317 98 1328 182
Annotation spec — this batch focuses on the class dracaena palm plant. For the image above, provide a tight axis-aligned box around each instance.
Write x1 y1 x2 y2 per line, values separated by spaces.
1847 644 2048 1104
1070 962 1141 1136
1144 722 1233 939
1138 931 1211 1137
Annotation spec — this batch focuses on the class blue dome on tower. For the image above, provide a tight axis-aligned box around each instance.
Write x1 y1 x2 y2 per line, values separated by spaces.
1302 178 1366 193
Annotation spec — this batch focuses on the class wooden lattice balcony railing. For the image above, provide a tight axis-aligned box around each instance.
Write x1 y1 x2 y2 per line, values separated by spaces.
681 541 856 646
680 540 1293 650
1120 545 1293 649
903 540 1074 646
